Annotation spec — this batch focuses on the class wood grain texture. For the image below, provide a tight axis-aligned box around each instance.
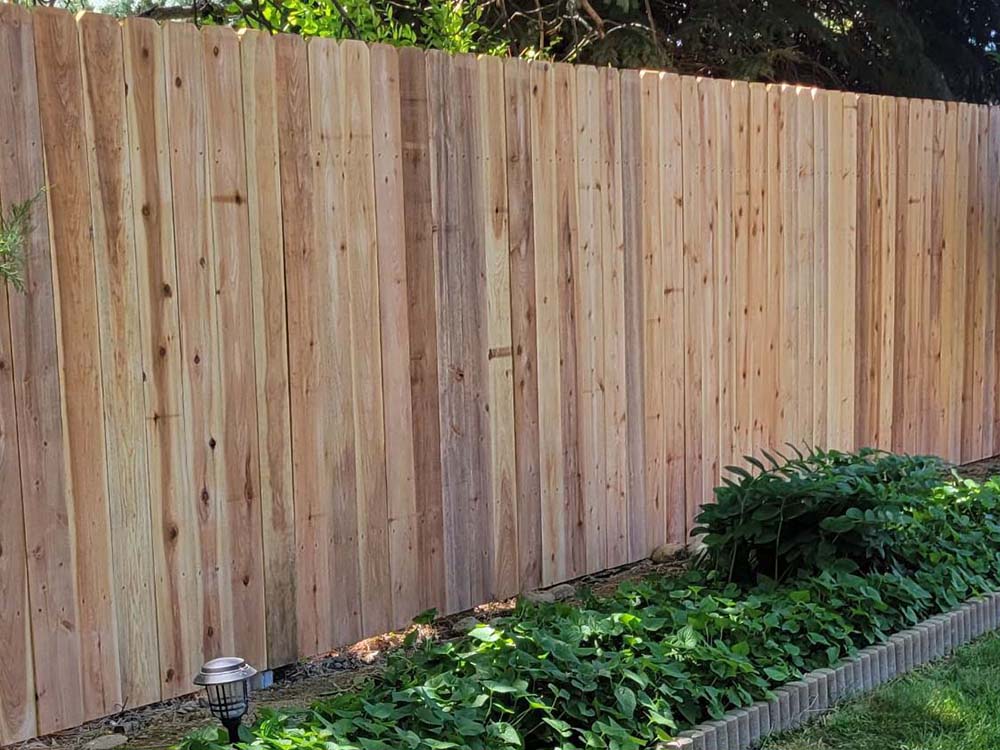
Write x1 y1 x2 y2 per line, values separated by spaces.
479 55 519 599
528 61 568 584
599 67 629 567
748 83 771 454
341 40 392 636
397 46 447 610
554 62 585 578
239 28 297 666
828 91 858 448
165 20 225 690
639 71 666 551
123 15 190 700
575 64 608 572
276 32 333 656
428 51 493 607
33 7 120 719
0 3 84 733
370 43 420 627
505 58 543 589
303 35 363 650
79 10 159 710
201 25 267 667
681 77 718 523
941 102 966 460
731 81 752 464
0 122 35 747
620 70 646 559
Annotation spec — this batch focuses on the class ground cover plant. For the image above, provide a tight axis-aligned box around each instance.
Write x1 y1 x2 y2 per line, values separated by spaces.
763 632 1000 750
178 448 1000 750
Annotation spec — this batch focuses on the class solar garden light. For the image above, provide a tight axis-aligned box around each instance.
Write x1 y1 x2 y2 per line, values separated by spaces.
194 656 257 744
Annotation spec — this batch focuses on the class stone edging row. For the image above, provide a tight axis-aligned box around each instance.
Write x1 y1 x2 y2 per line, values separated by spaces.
662 592 1000 750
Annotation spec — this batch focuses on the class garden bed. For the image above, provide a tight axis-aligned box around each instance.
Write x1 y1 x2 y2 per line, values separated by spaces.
171 449 1000 750
15 452 1000 750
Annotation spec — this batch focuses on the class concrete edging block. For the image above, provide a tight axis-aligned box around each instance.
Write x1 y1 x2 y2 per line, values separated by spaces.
752 700 771 738
676 729 707 750
745 703 761 746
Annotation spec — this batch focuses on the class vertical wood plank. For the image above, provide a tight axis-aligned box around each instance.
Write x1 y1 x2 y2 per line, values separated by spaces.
991 107 1000 453
682 77 720 521
0 275 33 744
277 33 328 654
123 15 190 698
731 81 752 463
201 25 267 666
33 7 120 720
369 43 420 625
239 28 297 665
599 67 629 565
398 47 446 610
875 96 898 451
80 11 159 708
620 70 646 560
812 89 829 446
763 84 785 449
639 70 666 552
748 83 771 453
341 39 392 636
891 97 909 452
0 3 85 733
960 105 986 461
976 106 996 457
828 92 858 447
793 87 815 445
504 58 543 588
714 80 734 476
164 21 224 683
303 36 363 648
941 102 966 462
428 51 492 606
855 94 896 449
575 64 607 571
478 55 518 598
926 101 946 456
659 73 686 544
554 63 584 577
0 113 35 746
855 94 875 447
529 61 567 582
778 86 799 444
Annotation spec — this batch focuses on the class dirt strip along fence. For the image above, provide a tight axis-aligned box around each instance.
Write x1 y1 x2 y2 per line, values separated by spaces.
1 3 998 742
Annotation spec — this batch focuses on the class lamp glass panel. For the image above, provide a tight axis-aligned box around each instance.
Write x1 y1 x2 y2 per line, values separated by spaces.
206 680 249 720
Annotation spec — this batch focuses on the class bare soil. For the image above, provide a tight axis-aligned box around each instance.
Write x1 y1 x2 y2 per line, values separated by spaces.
14 454 1000 750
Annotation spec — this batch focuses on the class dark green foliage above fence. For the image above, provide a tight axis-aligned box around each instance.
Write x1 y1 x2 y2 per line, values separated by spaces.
20 0 1000 103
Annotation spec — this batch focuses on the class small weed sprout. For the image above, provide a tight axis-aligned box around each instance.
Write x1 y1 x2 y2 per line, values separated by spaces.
0 189 45 293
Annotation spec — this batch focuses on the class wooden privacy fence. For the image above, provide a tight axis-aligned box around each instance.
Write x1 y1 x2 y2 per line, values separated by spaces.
1 3 999 742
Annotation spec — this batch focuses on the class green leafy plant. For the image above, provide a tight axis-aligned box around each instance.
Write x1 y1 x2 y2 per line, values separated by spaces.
0 189 45 293
176 455 1000 750
693 446 946 584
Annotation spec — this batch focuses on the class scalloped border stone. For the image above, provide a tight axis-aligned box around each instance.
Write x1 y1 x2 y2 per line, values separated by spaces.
659 592 1000 750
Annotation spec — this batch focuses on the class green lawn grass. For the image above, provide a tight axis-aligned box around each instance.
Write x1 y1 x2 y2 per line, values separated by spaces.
762 634 1000 750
